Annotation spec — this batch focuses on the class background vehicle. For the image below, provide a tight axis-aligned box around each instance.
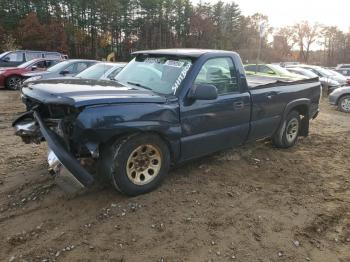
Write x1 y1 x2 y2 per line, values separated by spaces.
0 50 67 67
23 59 98 82
287 67 341 94
75 62 126 80
336 68 350 77
0 58 61 90
244 64 305 80
336 64 350 70
288 64 348 86
327 69 350 85
329 86 350 113
14 49 321 196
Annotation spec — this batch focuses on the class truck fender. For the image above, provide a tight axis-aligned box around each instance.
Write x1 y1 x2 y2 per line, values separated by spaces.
280 99 311 137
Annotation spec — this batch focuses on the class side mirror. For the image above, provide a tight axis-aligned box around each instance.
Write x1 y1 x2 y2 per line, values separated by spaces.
60 70 69 75
31 65 38 71
188 84 218 100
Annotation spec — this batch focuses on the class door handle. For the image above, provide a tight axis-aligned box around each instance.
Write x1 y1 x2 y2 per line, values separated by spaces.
234 101 244 109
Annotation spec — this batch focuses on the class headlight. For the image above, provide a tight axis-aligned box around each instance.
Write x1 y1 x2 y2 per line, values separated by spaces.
24 75 42 84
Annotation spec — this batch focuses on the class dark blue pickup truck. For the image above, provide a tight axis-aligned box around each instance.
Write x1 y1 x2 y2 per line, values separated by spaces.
13 49 321 196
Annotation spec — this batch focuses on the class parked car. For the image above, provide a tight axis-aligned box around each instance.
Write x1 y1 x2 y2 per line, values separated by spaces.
329 86 350 113
287 67 340 93
23 59 99 82
0 58 61 90
13 49 321 196
288 65 348 86
335 68 350 77
326 69 350 85
74 62 126 80
0 50 67 67
336 64 350 70
244 64 305 80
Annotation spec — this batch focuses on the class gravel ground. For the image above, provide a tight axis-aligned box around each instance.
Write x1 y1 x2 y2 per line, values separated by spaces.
0 90 349 262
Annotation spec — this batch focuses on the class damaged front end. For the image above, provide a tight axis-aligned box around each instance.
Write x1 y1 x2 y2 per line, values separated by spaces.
13 108 95 193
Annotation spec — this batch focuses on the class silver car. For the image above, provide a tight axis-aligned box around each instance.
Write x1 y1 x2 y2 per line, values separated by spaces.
329 86 350 113
23 59 98 82
287 67 340 94
74 62 126 80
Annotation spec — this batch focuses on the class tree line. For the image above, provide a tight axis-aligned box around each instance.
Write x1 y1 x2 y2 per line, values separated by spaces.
0 0 349 66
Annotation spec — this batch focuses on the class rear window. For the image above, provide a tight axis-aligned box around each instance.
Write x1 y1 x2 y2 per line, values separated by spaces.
45 53 62 59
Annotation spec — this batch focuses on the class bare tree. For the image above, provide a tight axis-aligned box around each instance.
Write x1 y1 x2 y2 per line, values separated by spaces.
293 21 320 63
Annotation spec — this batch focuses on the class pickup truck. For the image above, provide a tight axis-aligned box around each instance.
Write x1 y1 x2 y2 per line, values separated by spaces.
13 49 321 196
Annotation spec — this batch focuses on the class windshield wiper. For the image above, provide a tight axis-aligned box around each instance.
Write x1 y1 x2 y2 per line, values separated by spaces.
127 81 152 91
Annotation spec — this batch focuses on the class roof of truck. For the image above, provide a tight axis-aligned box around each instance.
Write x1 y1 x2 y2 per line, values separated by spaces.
132 49 237 58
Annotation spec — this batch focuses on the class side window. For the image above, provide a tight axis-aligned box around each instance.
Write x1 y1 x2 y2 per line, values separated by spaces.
46 60 59 68
4 52 24 62
64 63 75 73
33 61 46 69
45 53 61 59
76 62 89 73
107 67 123 79
194 57 239 95
26 52 42 61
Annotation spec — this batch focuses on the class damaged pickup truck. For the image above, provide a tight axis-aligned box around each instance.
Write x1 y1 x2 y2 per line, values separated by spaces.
13 49 321 196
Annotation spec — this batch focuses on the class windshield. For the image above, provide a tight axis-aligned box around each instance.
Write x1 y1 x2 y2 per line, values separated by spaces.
115 56 193 95
47 60 70 72
0 51 10 59
76 63 113 80
312 67 333 77
18 60 37 69
289 68 318 78
269 64 294 75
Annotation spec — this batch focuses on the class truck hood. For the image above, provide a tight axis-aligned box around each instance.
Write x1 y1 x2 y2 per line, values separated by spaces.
21 78 167 107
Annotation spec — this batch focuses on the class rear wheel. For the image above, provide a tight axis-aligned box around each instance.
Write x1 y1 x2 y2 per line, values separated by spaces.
6 76 22 90
99 134 170 196
272 111 301 148
338 95 350 113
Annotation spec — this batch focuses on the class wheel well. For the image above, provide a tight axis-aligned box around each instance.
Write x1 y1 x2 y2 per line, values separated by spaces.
290 104 309 137
5 74 23 86
337 93 350 105
101 131 175 163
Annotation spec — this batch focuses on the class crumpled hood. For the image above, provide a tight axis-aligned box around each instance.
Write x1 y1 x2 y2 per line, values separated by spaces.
21 78 167 107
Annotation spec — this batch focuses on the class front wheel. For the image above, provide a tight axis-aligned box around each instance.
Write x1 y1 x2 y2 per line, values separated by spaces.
338 95 350 113
99 134 170 196
6 76 22 90
272 111 301 148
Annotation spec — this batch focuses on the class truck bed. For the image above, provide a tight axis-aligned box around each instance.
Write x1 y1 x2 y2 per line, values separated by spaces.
247 75 319 89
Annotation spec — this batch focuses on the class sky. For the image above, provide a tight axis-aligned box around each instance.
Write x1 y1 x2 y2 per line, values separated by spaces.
195 0 350 32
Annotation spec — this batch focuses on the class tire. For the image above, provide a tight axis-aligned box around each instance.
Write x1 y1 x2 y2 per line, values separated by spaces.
98 134 170 196
338 95 350 113
6 76 22 90
272 111 301 148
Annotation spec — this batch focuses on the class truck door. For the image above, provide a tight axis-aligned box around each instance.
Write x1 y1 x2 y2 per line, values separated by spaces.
180 57 251 161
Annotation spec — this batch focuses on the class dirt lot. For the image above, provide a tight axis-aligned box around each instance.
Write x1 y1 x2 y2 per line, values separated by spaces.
0 90 349 262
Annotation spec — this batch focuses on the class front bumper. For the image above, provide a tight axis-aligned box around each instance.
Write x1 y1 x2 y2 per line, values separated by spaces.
13 111 95 191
